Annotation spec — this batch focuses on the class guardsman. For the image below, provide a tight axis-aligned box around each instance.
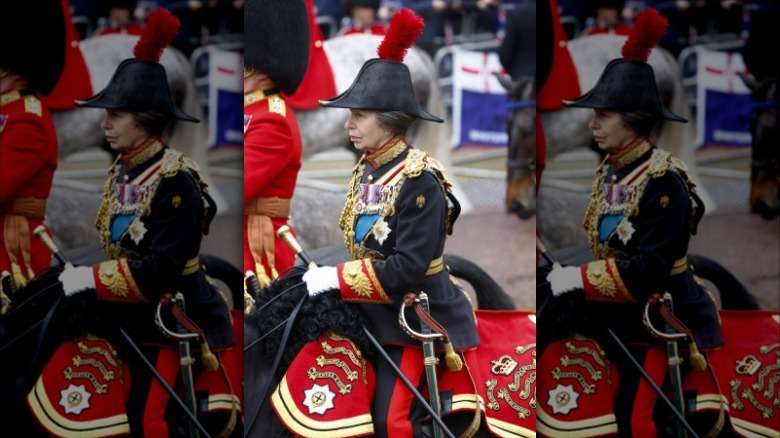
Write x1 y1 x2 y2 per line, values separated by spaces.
41 8 239 436
286 0 339 110
243 0 309 286
0 1 66 288
338 0 388 36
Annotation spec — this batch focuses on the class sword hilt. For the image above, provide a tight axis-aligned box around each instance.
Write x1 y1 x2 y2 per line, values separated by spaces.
277 225 317 270
33 225 72 268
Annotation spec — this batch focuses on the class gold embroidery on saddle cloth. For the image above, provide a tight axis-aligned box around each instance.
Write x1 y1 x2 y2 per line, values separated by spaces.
72 355 115 381
551 367 596 395
77 341 119 368
498 387 531 419
741 387 775 419
560 355 604 381
63 367 108 395
516 343 536 355
752 360 780 392
730 380 745 410
508 359 536 392
761 343 780 355
307 367 352 395
491 355 518 376
565 340 607 369
485 380 500 410
516 372 536 401
316 355 359 382
320 341 362 368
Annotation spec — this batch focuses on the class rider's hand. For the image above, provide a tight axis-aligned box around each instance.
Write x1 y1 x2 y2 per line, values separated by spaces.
59 266 96 297
302 266 339 297
547 265 583 297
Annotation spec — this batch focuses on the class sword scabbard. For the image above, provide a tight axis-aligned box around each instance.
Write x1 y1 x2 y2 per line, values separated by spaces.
419 292 443 438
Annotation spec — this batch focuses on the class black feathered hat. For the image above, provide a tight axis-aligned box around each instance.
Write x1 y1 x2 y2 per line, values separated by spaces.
244 0 309 95
319 8 443 123
0 0 66 95
76 8 198 122
564 8 686 122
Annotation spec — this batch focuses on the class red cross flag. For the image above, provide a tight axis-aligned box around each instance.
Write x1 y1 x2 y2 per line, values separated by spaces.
451 50 508 148
694 49 752 148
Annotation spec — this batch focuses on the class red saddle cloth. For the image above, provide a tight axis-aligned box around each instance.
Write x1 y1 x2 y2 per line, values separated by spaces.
26 335 132 437
685 310 780 437
271 331 376 437
448 309 537 437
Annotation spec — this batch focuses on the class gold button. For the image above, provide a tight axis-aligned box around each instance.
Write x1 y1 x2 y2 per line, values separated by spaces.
559 40 566 48
349 268 358 277
71 40 79 48
315 40 323 48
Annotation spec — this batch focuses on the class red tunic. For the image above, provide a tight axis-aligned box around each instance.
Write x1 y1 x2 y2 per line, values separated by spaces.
284 0 338 110
243 88 302 279
537 0 581 110
42 0 93 110
0 89 58 282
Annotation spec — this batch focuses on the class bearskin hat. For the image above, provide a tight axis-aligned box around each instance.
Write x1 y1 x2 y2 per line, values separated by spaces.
564 8 686 122
0 0 66 95
244 0 310 95
75 8 198 122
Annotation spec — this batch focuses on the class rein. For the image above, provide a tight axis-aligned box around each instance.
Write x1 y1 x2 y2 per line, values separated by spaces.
244 292 308 437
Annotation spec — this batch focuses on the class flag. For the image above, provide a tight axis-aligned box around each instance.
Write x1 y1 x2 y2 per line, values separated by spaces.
207 50 243 148
695 50 752 148
451 50 508 148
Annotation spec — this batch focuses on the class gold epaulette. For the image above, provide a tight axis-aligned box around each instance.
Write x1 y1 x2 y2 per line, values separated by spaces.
402 149 454 189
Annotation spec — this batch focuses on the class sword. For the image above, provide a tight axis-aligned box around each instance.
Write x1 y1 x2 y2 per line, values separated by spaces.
418 292 444 438
172 292 200 438
662 292 687 438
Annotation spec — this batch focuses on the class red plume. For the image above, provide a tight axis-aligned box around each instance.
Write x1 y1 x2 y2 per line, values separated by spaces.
133 8 180 62
377 8 424 62
621 8 668 62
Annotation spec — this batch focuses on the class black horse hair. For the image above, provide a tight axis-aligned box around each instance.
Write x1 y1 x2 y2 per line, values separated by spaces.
246 266 375 376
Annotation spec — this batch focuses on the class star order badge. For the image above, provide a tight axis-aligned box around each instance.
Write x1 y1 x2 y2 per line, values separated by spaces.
303 383 336 415
547 383 579 415
127 218 147 245
59 383 92 415
615 218 635 245
371 219 391 245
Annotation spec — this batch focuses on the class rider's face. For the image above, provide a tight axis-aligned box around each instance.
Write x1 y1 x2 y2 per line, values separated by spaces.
100 109 150 152
344 109 394 153
588 109 638 152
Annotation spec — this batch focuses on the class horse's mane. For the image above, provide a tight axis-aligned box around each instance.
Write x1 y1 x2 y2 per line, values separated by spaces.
246 267 375 375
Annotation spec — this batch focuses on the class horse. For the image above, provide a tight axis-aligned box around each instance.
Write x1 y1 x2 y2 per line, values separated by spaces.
496 74 536 219
740 74 780 220
243 248 534 437
535 246 779 436
539 34 713 209
297 34 449 165
0 247 244 436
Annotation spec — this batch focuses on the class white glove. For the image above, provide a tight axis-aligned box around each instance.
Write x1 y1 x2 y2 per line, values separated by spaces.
302 266 339 297
547 266 583 297
59 266 96 297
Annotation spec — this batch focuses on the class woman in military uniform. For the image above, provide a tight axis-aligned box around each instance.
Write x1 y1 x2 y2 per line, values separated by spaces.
54 8 237 436
304 8 480 438
538 8 724 437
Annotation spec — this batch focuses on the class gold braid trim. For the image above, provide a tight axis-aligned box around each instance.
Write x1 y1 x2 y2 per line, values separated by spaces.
98 260 129 299
585 260 616 298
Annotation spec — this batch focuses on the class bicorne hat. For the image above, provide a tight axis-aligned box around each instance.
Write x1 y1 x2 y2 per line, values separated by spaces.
564 8 686 123
244 0 309 96
319 8 444 123
76 8 198 122
0 0 66 95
